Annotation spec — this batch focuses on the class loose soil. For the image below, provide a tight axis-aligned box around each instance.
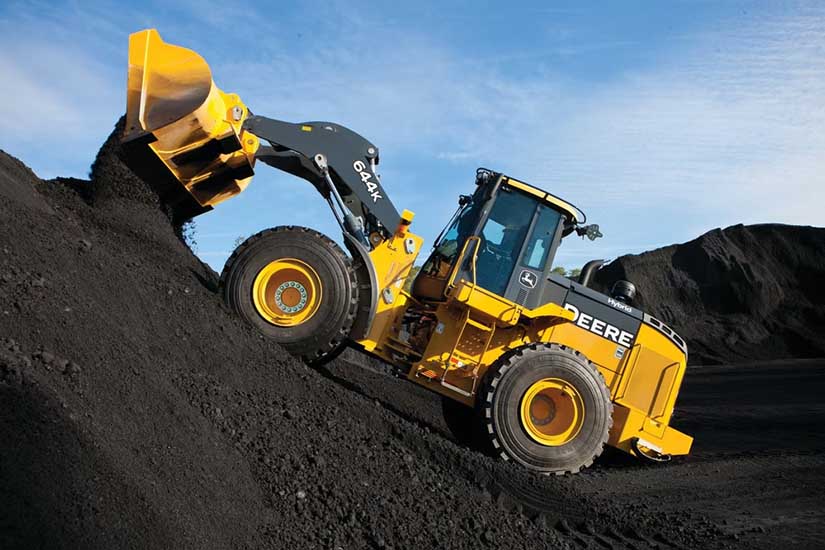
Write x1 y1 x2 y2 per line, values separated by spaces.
593 223 825 365
1 126 823 549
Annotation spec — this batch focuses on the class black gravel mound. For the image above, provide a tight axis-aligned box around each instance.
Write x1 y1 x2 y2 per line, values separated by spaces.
2 142 823 550
1 148 720 550
594 224 825 365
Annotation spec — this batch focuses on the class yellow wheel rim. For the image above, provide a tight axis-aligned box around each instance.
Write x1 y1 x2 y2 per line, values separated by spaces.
252 258 322 327
520 378 584 446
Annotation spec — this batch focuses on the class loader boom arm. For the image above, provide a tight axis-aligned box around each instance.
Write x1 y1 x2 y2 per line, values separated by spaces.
120 29 402 242
245 116 401 241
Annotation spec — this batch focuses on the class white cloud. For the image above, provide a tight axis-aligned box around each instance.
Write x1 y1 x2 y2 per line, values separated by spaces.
1 2 822 273
0 3 125 177
219 6 825 230
511 12 825 216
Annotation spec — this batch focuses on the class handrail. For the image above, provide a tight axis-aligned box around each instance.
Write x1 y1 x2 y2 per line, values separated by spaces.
446 236 481 291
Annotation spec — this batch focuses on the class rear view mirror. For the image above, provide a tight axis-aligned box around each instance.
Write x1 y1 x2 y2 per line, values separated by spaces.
585 224 603 241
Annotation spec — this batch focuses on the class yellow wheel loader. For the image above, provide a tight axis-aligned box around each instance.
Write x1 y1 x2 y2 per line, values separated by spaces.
121 29 693 474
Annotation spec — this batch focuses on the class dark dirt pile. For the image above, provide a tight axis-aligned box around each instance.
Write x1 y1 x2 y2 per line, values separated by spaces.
594 224 825 365
0 132 723 548
89 115 163 209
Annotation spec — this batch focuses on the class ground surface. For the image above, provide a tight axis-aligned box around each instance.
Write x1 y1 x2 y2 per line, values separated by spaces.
1 143 824 550
331 355 825 549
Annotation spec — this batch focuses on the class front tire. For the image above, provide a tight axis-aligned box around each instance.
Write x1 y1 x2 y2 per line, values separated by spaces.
481 344 612 474
220 226 358 365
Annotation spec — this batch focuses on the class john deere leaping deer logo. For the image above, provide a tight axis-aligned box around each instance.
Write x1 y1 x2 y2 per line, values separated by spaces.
518 269 537 289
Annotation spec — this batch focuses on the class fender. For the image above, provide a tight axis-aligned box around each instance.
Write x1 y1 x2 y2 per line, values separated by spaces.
343 233 378 340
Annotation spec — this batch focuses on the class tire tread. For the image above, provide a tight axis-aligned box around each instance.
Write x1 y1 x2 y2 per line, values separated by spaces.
219 226 359 365
479 343 613 475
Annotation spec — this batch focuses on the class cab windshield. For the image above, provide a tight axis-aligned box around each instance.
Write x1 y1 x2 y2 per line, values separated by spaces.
429 201 480 267
420 183 566 297
475 189 562 295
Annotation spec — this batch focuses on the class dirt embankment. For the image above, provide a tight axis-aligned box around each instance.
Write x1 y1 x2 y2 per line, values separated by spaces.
594 224 825 365
2 118 823 550
0 125 719 550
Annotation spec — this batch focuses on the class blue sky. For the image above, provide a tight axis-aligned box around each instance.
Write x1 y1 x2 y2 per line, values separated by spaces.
1 1 823 272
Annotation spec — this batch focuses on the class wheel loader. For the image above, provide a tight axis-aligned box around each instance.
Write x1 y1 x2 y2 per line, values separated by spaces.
120 29 693 474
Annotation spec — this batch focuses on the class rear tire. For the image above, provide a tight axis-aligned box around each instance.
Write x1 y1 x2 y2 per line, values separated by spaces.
220 226 358 365
480 343 612 474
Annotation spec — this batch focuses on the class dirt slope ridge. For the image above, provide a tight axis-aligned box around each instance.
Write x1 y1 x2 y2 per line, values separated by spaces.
594 223 825 364
1 145 719 549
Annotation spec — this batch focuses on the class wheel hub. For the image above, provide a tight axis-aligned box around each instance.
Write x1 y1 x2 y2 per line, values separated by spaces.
252 258 322 327
520 378 584 446
529 394 556 426
274 281 308 313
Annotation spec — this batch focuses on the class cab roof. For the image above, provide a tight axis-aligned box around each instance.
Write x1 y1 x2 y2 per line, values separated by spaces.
500 174 586 224
474 168 587 224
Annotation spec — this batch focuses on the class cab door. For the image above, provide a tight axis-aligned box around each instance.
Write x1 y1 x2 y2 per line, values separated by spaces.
466 186 565 307
499 200 565 308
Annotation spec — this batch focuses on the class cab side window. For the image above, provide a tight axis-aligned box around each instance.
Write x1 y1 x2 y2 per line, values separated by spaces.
521 205 562 270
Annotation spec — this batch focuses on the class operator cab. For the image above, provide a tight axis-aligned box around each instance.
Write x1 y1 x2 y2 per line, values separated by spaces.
413 169 601 309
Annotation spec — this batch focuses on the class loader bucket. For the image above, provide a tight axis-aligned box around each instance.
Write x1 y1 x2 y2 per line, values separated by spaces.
121 29 259 222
